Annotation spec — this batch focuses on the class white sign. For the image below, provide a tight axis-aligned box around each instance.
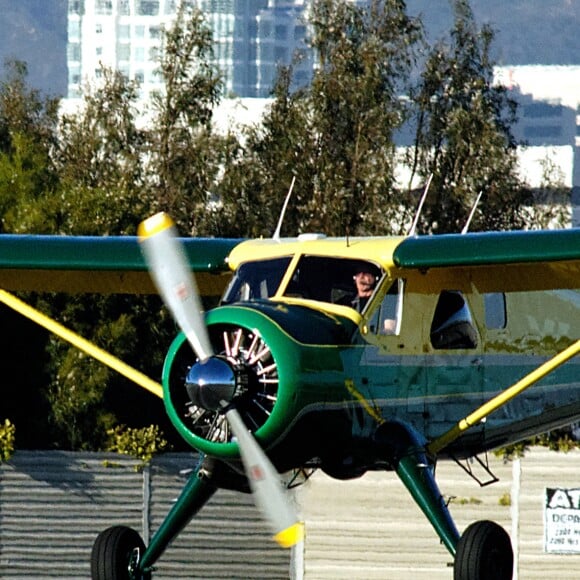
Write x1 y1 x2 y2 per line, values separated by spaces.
545 487 580 554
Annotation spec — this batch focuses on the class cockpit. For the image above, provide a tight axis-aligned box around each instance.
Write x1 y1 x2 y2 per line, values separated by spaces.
221 255 383 314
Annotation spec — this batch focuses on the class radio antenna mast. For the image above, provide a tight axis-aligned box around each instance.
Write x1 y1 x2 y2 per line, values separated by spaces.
461 191 483 234
407 174 433 237
273 176 296 241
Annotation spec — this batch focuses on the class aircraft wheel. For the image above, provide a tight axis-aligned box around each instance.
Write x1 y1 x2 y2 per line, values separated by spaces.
91 525 151 580
453 520 513 580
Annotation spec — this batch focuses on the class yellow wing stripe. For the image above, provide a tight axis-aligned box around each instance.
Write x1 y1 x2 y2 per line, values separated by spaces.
137 212 175 240
274 521 304 548
0 289 163 399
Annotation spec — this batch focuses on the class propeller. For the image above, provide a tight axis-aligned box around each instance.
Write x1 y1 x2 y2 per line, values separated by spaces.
138 212 303 548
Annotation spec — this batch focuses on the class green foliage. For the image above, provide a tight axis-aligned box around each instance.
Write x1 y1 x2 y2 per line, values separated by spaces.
408 0 530 233
498 493 511 507
230 0 424 237
147 3 226 235
0 60 59 233
450 496 482 506
106 424 169 466
495 430 580 462
0 418 16 462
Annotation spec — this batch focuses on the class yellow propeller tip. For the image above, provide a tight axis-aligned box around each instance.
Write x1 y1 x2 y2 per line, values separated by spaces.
274 522 304 548
138 212 175 240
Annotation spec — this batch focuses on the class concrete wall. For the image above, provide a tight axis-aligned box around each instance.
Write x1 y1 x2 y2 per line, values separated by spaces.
296 448 580 579
1 448 579 578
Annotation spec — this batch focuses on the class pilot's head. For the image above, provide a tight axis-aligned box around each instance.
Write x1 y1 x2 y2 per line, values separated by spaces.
353 262 379 297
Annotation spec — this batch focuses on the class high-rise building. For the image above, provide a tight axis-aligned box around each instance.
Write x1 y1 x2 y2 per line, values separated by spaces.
66 0 312 99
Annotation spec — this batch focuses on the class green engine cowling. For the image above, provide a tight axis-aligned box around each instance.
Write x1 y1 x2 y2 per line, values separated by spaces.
161 301 357 462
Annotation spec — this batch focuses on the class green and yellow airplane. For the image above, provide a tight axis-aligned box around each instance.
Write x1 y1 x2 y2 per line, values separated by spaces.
0 212 578 580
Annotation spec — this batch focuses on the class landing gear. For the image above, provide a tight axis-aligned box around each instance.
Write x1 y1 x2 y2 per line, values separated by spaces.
91 525 150 580
454 520 513 580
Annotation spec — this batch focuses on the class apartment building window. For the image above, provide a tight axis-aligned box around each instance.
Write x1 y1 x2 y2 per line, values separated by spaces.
68 66 81 85
275 47 288 62
135 25 146 38
119 0 130 15
69 0 84 15
68 20 81 40
524 125 562 139
118 43 131 61
95 0 113 15
149 26 161 39
68 43 81 62
119 24 130 40
137 0 159 16
134 47 145 62
523 103 563 118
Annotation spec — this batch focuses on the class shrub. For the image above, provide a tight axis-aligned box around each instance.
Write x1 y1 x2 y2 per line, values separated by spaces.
106 424 169 467
0 419 16 462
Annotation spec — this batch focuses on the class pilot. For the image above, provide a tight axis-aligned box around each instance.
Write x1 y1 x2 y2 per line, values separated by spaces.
346 262 380 313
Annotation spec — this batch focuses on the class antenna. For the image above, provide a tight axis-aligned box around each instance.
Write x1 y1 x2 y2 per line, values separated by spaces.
461 190 483 234
273 176 296 241
407 174 433 237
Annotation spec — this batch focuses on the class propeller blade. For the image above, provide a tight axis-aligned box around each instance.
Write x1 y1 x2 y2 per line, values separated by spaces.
138 212 213 361
139 212 302 547
224 405 304 548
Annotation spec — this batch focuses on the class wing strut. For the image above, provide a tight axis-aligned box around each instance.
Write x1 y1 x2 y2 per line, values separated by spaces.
0 289 163 399
427 339 580 455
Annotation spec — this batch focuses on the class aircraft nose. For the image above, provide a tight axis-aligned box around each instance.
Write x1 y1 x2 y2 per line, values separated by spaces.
185 357 237 411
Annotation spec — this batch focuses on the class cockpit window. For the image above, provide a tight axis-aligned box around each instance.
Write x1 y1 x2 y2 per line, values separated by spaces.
221 257 292 304
283 256 382 311
368 278 404 335
430 290 478 349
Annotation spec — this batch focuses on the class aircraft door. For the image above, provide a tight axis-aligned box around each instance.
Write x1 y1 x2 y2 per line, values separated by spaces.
425 290 484 441
358 278 429 432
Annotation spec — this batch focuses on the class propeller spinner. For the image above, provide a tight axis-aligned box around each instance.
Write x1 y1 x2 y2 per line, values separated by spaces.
138 212 303 548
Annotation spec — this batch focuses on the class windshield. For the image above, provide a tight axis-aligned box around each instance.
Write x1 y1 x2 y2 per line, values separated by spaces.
221 257 292 304
283 256 382 310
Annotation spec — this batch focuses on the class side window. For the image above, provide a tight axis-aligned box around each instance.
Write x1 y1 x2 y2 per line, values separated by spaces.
484 292 507 329
430 290 478 349
369 279 404 335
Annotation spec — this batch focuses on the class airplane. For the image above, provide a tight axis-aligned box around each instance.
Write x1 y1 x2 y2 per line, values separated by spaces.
0 212 578 580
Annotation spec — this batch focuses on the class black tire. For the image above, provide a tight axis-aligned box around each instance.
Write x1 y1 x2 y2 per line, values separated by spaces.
454 520 513 580
91 525 150 580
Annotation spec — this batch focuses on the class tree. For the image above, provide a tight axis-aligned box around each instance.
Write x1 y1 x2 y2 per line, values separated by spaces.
0 60 60 233
147 3 228 236
407 0 534 234
11 64 172 450
49 66 148 235
305 0 423 235
225 0 424 238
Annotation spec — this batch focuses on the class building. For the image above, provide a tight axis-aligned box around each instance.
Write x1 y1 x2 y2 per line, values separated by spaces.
495 65 580 226
66 0 313 99
65 2 580 226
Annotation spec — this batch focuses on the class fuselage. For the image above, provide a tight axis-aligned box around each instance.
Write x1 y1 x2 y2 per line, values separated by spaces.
162 234 580 480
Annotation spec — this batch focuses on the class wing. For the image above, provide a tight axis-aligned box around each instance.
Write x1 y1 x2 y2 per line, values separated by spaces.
393 229 580 292
0 234 243 296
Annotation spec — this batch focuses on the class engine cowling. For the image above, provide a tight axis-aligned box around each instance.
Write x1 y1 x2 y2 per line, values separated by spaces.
161 302 356 460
